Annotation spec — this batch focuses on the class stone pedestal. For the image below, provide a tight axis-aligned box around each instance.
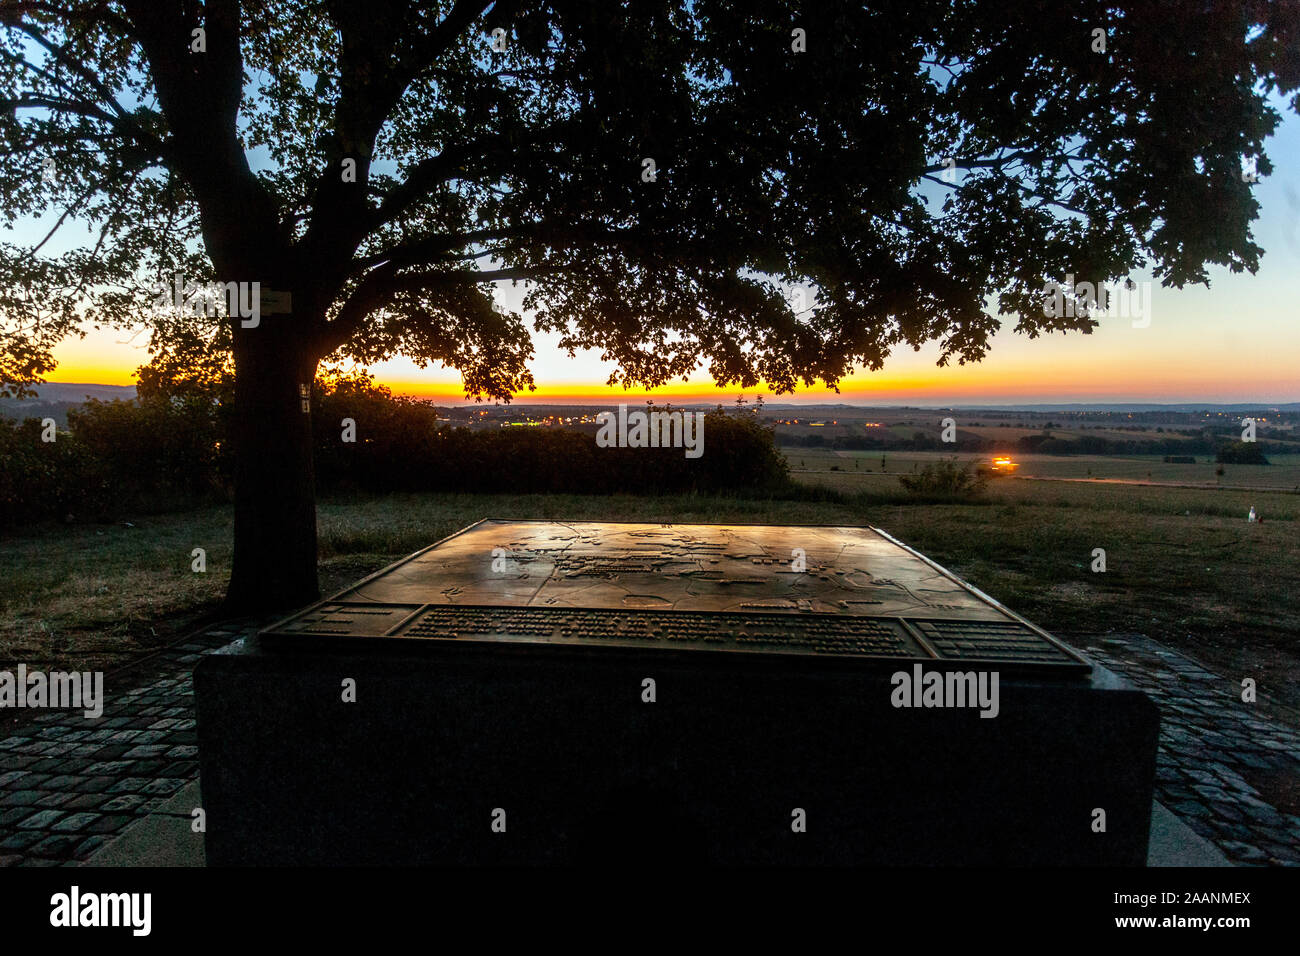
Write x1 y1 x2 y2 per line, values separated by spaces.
195 520 1158 865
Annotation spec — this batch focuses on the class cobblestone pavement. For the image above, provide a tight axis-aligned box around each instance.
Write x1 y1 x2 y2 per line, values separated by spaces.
1080 633 1300 867
2 624 1297 865
0 620 262 866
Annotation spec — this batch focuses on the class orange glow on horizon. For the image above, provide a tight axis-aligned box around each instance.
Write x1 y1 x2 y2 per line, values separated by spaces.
44 364 139 387
40 324 1300 405
41 363 1300 405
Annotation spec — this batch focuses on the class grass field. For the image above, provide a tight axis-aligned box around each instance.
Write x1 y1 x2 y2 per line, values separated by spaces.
2 456 1297 718
794 447 1300 493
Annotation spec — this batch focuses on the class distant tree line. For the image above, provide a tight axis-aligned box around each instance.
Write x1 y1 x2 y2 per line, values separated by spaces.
777 430 1286 458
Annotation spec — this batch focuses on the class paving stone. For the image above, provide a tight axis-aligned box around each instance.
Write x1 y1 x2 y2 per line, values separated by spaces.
91 744 131 760
17 740 60 756
1241 805 1288 827
123 744 169 759
1220 840 1269 862
106 777 152 794
140 778 185 796
0 831 42 851
1262 844 1300 864
85 814 135 835
40 742 82 756
88 761 136 775
1235 752 1276 770
101 794 149 812
51 812 101 833
1210 803 1245 823
16 808 64 829
68 775 115 793
0 806 39 825
0 789 47 808
73 835 108 856
43 775 89 790
27 834 79 858
62 793 108 812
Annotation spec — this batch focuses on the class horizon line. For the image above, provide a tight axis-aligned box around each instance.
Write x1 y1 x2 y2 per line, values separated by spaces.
18 380 1300 409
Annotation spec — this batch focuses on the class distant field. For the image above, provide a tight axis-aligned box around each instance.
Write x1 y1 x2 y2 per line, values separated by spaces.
774 414 1300 453
955 423 1203 443
795 448 1300 493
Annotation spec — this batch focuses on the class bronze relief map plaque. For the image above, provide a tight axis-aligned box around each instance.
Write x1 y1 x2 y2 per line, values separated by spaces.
263 520 1089 674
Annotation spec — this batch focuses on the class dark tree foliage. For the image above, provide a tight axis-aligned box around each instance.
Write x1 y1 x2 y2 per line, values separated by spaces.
1216 440 1270 463
0 377 789 526
1 0 1296 607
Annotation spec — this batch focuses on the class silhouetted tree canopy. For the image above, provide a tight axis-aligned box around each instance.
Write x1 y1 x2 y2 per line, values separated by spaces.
3 0 1296 398
2 0 1296 608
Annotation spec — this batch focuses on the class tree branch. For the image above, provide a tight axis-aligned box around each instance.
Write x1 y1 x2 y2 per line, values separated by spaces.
316 261 562 358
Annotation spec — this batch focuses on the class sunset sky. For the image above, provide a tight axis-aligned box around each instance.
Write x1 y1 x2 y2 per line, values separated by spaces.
38 102 1300 407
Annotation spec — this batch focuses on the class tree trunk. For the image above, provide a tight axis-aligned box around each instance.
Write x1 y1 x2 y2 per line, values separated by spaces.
223 323 321 614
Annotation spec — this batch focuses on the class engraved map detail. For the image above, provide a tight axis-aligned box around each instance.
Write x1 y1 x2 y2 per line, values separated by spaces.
263 521 1089 670
339 521 996 618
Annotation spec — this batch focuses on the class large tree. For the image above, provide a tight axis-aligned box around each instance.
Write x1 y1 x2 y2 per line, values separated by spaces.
2 0 1296 611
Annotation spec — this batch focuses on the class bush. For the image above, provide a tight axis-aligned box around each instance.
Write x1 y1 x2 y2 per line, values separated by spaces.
0 417 98 525
0 396 228 527
314 388 790 496
1216 442 1269 465
69 396 229 506
897 458 989 500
